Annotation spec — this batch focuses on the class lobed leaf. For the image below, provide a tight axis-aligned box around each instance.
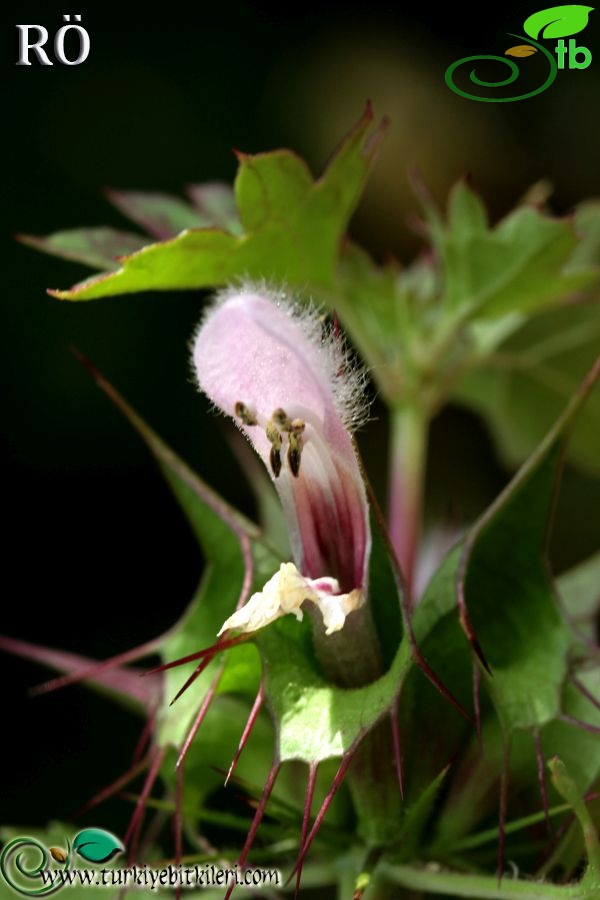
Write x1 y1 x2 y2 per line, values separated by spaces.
48 106 387 301
557 552 600 629
18 228 147 271
457 359 598 734
454 301 600 472
185 181 242 233
431 181 597 319
106 189 213 238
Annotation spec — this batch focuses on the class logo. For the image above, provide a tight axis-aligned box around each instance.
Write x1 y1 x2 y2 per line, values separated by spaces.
0 828 123 895
446 4 593 101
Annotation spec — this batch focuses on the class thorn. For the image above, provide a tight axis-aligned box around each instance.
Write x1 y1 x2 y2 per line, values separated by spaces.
224 758 281 900
457 600 492 676
144 634 250 677
169 654 218 707
390 705 404 800
288 751 355 885
295 764 318 900
570 674 600 714
70 345 103 383
225 683 264 787
533 728 550 834
497 740 511 884
176 668 224 769
559 712 600 735
410 640 473 724
72 754 151 819
124 746 166 857
132 710 156 765
31 638 161 697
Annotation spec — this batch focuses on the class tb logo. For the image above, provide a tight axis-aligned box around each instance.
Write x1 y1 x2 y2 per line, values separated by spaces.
446 4 593 102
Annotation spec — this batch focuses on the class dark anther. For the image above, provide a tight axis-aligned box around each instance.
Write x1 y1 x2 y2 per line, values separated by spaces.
234 401 257 427
270 446 282 478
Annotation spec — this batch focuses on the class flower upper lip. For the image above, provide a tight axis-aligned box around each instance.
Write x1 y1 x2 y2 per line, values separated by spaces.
192 285 371 633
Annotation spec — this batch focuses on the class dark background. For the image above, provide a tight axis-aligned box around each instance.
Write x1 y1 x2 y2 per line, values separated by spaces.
1 2 598 835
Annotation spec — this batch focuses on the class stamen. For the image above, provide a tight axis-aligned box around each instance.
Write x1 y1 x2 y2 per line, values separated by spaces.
270 446 282 478
266 420 283 477
288 430 303 478
272 407 292 430
234 401 257 427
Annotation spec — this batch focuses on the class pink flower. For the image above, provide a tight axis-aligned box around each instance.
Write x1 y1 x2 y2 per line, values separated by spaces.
192 286 371 635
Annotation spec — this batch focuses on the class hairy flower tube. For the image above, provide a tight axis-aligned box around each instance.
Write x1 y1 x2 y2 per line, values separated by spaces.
192 285 371 636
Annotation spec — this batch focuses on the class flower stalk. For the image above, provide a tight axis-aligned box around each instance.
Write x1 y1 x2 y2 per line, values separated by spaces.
387 402 429 604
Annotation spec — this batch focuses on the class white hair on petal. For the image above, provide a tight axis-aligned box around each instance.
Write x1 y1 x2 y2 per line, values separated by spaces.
193 280 371 433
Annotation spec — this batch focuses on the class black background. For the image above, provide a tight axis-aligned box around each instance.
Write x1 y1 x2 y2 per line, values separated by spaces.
1 1 599 837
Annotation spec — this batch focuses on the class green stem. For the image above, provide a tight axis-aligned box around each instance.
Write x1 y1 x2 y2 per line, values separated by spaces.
309 601 383 688
549 757 600 879
387 404 428 603
381 863 588 898
309 602 401 847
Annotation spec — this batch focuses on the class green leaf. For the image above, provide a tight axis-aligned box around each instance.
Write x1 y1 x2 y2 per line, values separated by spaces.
524 5 594 40
234 149 313 231
568 201 600 272
57 366 278 814
447 180 489 235
255 504 457 766
49 106 387 301
329 242 409 403
539 672 600 878
328 189 600 411
382 859 594 897
557 552 600 628
394 765 450 859
86 371 279 749
432 719 547 850
543 668 600 793
433 182 596 319
454 301 600 472
18 228 147 271
185 182 242 233
256 616 409 764
457 361 598 734
107 189 215 238
72 828 124 863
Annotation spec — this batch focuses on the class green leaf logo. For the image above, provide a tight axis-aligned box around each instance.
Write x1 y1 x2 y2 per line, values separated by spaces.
72 828 124 864
524 5 593 40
